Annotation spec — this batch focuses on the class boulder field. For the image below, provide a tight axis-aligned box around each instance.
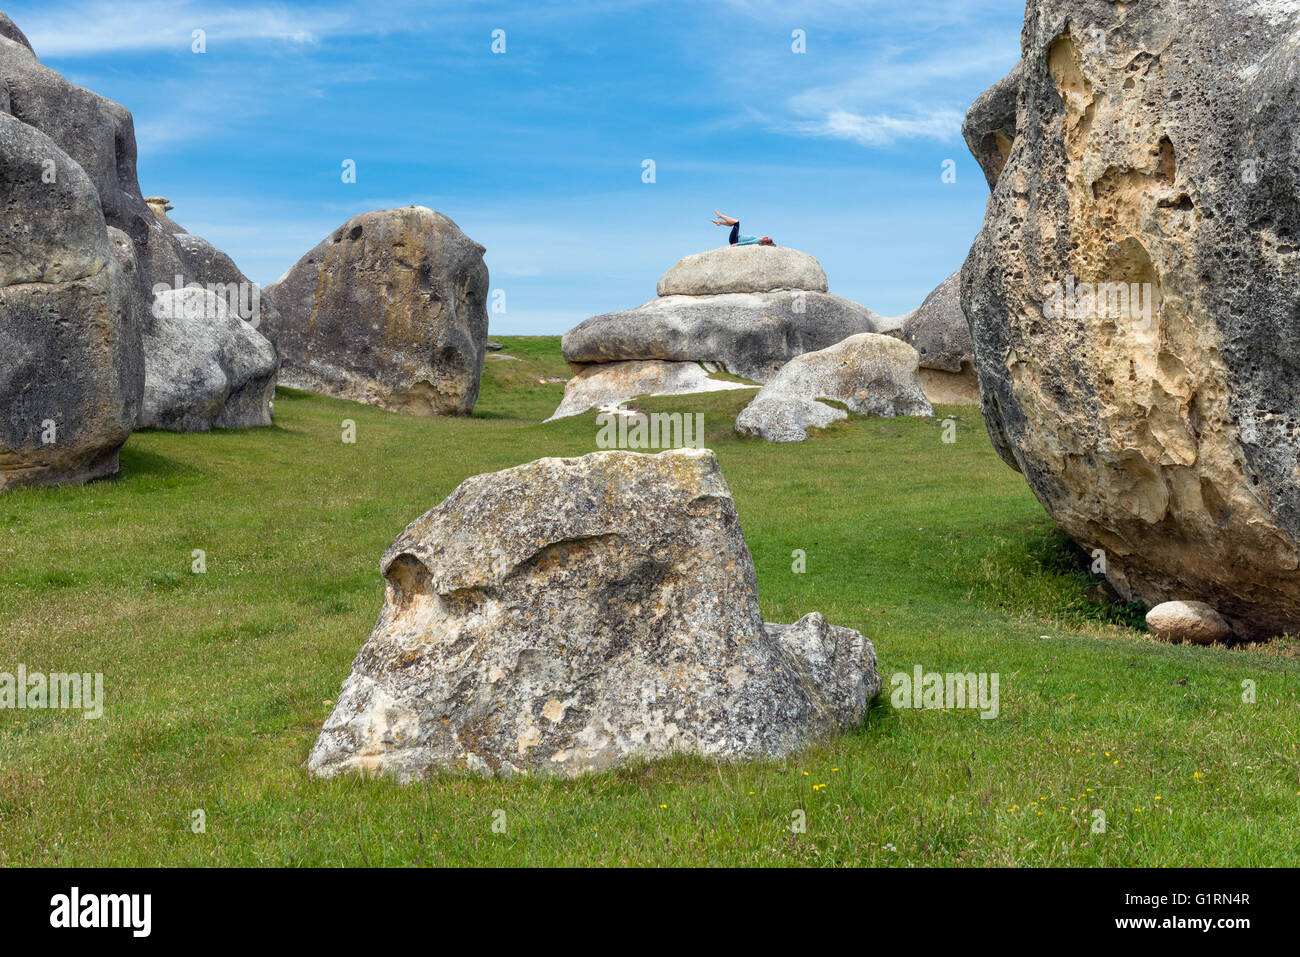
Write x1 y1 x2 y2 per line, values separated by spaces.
308 448 882 779
553 245 886 418
266 207 490 416
961 0 1300 639
1 12 278 470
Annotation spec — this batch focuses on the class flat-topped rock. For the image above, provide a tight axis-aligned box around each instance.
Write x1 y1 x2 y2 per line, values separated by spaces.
308 448 882 779
562 291 879 383
657 245 828 297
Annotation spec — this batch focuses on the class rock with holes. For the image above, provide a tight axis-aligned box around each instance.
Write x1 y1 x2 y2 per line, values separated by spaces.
961 1 1300 639
736 333 932 442
1 112 142 490
265 207 489 415
307 448 882 779
546 359 756 420
900 271 979 404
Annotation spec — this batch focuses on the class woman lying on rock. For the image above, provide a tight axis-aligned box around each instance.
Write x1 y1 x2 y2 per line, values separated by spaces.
711 210 775 247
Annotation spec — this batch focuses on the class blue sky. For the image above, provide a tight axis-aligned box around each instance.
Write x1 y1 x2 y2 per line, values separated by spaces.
7 0 1024 333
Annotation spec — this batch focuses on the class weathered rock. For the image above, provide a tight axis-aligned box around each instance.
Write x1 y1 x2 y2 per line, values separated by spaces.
736 333 932 442
563 291 880 382
1 20 279 430
1 113 142 489
307 448 882 779
902 272 971 374
140 288 276 431
546 359 755 421
1146 601 1233 646
657 245 828 296
963 59 1021 190
266 207 489 415
961 0 1300 640
900 271 978 405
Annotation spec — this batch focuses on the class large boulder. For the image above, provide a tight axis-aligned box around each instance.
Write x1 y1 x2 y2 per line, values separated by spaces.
563 291 881 383
961 1 1300 639
657 245 828 296
900 271 979 404
307 448 882 779
736 333 932 442
266 207 489 416
546 359 755 421
0 20 278 430
140 289 277 431
1 113 142 489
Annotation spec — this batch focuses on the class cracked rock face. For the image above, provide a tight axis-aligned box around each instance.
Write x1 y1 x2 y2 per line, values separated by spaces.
0 113 142 490
308 448 881 780
736 333 932 442
961 0 1300 639
266 207 489 416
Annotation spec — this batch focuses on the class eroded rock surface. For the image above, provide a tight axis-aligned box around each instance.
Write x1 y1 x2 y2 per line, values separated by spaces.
1 20 278 431
736 333 932 442
140 289 277 431
1 113 142 489
900 271 979 404
961 0 1300 639
563 291 880 383
266 207 489 416
308 448 882 779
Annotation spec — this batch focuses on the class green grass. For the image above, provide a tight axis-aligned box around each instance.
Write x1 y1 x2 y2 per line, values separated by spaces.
2 334 1297 866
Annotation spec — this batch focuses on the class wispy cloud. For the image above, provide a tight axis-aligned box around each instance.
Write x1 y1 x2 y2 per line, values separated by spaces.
789 107 964 146
15 0 383 57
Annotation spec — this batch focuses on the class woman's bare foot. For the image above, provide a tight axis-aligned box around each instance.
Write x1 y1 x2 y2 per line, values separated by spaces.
711 209 739 226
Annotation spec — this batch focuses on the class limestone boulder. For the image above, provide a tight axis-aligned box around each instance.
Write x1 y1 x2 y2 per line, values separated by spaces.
307 448 882 779
266 207 489 416
140 288 276 431
1145 601 1233 646
900 271 979 404
562 291 880 383
961 0 1300 639
1 20 279 429
657 245 828 296
736 333 932 442
546 359 756 421
0 113 142 489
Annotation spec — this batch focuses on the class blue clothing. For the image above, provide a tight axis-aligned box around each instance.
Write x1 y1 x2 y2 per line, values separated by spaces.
728 222 760 245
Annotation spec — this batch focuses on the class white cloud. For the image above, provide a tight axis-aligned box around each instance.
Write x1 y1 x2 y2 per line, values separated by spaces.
791 107 964 146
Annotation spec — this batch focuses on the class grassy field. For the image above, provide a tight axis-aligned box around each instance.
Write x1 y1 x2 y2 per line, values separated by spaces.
2 336 1297 866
